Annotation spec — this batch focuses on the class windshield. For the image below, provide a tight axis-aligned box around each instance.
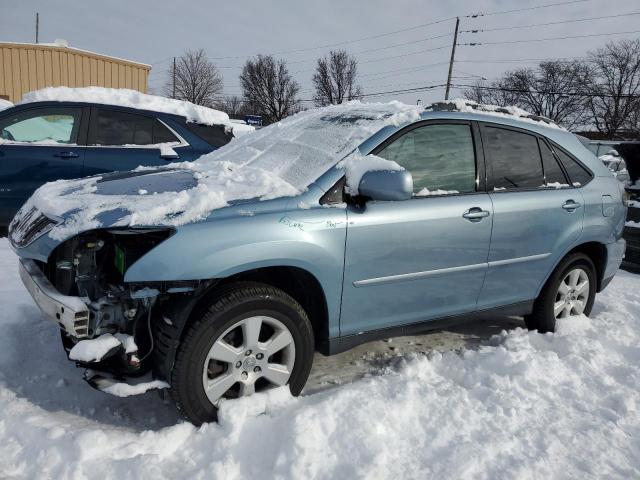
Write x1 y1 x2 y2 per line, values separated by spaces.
196 101 423 189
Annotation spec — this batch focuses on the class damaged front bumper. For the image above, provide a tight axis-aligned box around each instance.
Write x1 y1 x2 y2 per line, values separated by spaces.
19 257 168 397
19 258 91 337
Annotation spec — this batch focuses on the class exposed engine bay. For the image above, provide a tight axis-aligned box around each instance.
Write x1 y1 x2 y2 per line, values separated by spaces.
35 227 201 380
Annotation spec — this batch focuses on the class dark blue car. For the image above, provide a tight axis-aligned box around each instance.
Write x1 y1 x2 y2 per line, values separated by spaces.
0 100 234 227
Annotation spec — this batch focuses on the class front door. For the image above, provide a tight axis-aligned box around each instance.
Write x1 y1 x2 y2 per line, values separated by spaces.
340 121 493 336
84 107 192 176
0 107 85 225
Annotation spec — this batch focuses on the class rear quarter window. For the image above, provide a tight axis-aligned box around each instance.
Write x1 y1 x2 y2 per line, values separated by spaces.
183 122 232 148
554 147 593 187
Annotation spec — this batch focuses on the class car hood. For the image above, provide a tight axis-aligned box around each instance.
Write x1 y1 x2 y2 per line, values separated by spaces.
13 162 301 243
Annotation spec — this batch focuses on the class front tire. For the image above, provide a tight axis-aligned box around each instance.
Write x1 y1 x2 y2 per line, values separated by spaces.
525 253 596 333
170 282 314 425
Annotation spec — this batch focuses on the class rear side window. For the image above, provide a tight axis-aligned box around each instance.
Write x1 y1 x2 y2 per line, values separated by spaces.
0 108 81 144
183 122 232 148
539 140 569 187
484 126 543 190
91 109 154 146
555 148 592 187
376 123 476 195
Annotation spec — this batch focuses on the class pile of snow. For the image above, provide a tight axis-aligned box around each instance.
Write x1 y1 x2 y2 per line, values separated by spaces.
23 101 422 239
69 334 122 362
430 99 566 130
19 87 231 128
1 239 640 477
0 98 13 111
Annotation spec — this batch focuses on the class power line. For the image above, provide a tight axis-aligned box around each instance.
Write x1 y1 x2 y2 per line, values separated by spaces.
456 57 582 64
459 29 640 46
452 83 640 98
206 17 457 60
461 11 640 33
465 0 589 19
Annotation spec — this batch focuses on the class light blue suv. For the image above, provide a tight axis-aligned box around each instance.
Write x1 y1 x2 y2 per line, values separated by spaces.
9 101 627 425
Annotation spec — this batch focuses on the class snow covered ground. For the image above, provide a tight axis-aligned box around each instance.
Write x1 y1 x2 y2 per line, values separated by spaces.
1 236 639 478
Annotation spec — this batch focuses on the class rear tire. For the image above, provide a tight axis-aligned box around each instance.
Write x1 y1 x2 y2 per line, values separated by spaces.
170 282 314 425
525 253 596 333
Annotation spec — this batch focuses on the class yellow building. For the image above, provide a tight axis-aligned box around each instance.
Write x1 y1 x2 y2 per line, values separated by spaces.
0 41 150 102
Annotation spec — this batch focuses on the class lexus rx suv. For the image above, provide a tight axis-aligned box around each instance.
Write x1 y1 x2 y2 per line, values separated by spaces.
9 100 626 425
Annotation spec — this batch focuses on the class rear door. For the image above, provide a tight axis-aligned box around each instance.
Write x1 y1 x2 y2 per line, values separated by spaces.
84 107 193 176
0 106 85 225
477 123 584 309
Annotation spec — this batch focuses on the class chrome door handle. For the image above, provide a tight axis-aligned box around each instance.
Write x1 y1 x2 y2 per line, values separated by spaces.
462 207 491 221
562 200 581 211
53 151 79 159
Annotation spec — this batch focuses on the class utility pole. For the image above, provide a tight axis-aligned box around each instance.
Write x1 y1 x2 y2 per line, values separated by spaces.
172 57 176 99
35 13 39 44
445 17 460 101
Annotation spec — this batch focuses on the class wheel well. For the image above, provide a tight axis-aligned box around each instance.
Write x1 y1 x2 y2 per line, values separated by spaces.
567 242 607 291
215 266 330 345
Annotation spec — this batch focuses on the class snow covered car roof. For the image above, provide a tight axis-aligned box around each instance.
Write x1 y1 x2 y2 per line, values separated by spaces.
18 87 231 128
0 98 13 111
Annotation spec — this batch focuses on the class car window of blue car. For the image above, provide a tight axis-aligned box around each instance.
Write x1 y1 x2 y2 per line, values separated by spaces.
376 123 477 196
89 109 178 146
0 108 81 144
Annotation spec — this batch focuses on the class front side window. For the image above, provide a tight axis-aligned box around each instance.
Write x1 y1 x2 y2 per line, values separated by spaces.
376 123 476 196
484 126 543 190
91 109 157 146
0 108 80 144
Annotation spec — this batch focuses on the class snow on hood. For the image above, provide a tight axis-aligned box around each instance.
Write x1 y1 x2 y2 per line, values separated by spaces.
19 87 231 128
20 101 422 240
0 98 13 111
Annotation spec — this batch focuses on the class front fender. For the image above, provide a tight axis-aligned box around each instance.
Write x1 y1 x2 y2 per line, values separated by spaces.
124 207 347 336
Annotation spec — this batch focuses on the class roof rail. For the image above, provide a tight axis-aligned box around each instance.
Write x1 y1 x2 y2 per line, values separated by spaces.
426 100 559 128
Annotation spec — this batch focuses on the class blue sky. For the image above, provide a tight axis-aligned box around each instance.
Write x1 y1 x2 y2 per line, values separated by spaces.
1 0 639 105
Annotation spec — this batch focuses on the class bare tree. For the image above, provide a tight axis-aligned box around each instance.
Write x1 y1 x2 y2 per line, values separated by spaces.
239 55 300 124
312 50 362 106
164 49 223 107
463 79 517 107
464 61 590 129
584 39 640 139
215 95 247 118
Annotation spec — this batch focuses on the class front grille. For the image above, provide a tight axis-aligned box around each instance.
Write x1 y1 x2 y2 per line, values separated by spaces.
9 207 57 248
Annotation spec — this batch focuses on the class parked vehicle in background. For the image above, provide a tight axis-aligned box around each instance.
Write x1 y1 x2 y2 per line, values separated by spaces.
9 100 626 425
0 87 244 228
599 149 630 183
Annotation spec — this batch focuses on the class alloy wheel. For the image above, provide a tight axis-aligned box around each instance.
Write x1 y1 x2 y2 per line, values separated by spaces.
201 315 296 405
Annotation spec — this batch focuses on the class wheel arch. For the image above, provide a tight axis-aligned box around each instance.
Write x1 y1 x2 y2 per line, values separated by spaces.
152 265 331 382
538 241 607 297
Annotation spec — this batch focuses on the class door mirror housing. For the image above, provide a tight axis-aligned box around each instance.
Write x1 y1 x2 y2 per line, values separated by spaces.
358 169 413 201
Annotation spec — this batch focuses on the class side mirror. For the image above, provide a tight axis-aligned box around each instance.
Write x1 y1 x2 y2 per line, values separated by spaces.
358 169 413 201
